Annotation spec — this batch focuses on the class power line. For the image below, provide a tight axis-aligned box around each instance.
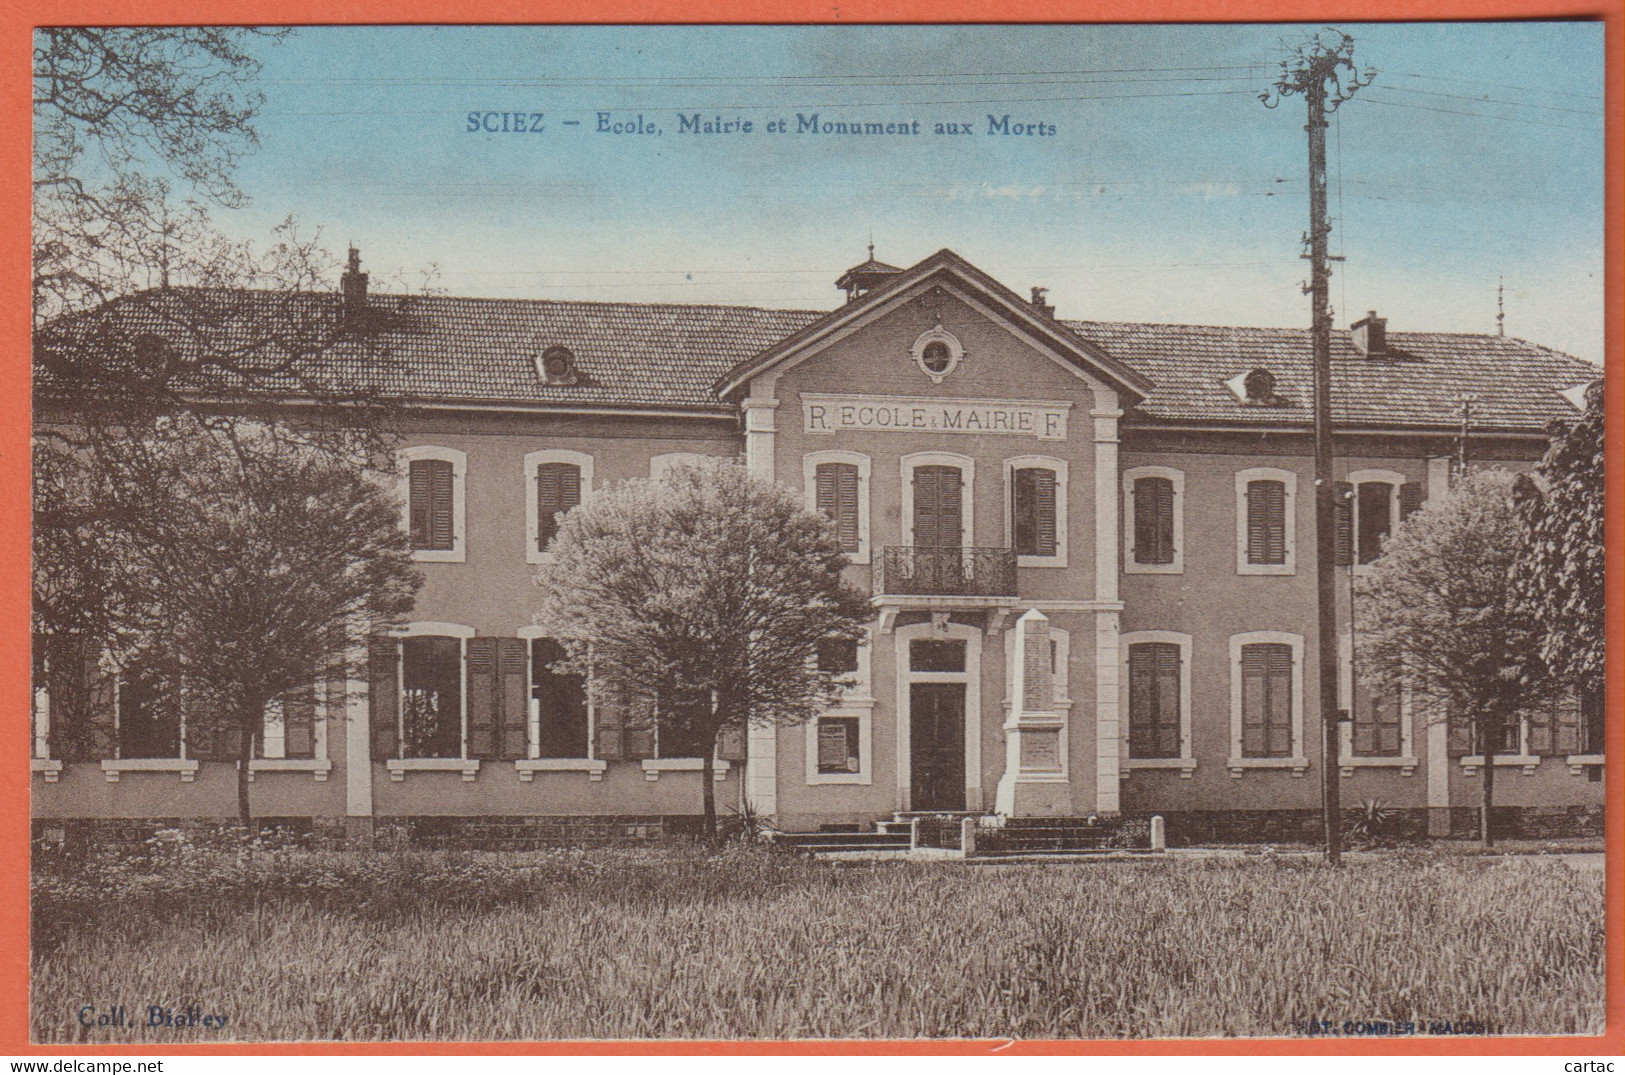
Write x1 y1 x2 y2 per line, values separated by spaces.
1383 83 1603 118
1391 69 1601 103
1353 92 1600 132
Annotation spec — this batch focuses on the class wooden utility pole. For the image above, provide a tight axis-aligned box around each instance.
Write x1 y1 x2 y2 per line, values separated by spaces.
1263 31 1374 867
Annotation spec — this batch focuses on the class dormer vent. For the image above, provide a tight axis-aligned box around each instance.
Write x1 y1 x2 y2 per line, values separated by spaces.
1225 367 1286 406
537 345 580 386
1351 310 1388 357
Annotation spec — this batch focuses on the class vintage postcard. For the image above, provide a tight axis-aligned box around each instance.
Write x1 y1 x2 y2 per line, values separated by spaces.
19 17 1615 1054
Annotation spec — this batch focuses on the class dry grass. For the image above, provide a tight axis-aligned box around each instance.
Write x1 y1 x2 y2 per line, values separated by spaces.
32 845 1604 1043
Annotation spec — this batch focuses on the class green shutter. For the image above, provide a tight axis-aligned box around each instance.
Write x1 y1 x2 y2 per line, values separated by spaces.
1333 481 1355 566
498 638 530 760
1398 482 1424 523
368 637 399 761
536 463 582 550
816 463 861 553
1247 481 1287 565
466 638 499 759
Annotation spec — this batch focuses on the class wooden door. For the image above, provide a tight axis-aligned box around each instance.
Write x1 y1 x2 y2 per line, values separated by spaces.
910 682 966 811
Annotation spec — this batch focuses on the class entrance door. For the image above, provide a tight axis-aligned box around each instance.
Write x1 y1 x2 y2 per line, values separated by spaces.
910 682 966 811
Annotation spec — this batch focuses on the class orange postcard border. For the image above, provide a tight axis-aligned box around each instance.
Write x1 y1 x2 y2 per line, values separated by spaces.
1 0 1618 1057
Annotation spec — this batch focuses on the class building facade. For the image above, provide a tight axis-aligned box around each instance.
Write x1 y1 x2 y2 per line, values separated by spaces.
31 249 1606 840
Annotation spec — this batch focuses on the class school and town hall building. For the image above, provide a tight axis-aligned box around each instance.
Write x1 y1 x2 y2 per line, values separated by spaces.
31 247 1606 844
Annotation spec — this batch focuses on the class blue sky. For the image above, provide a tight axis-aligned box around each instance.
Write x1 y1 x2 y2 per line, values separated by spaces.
217 23 1604 361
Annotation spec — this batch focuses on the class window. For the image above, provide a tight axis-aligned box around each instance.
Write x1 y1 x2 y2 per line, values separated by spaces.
901 452 976 548
1337 471 1420 568
803 451 871 559
910 639 967 673
526 450 593 564
532 638 589 759
1120 632 1192 774
1127 642 1182 760
118 660 180 759
910 326 964 383
1350 683 1402 757
1006 456 1067 565
1580 687 1605 755
258 685 318 760
1239 644 1293 758
398 446 466 563
1228 632 1306 773
1124 466 1183 573
401 636 463 758
817 637 860 674
816 463 861 552
816 717 861 774
1235 468 1297 575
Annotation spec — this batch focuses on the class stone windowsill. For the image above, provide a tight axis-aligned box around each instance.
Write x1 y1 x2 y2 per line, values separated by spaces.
32 758 63 782
1227 756 1310 778
385 758 480 782
1123 757 1197 779
807 771 872 786
101 758 200 783
1338 755 1419 777
515 758 609 782
1459 754 1540 776
1566 754 1604 775
641 758 731 782
247 758 333 782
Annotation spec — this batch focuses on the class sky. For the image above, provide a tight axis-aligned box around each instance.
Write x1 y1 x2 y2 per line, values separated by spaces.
209 23 1603 362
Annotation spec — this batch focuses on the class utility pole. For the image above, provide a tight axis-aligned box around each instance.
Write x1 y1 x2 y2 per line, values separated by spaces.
1263 30 1374 867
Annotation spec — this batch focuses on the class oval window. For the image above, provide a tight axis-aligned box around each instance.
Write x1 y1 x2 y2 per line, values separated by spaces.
921 341 952 374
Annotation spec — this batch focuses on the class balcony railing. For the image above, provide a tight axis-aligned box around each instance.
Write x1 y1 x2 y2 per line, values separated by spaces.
872 546 1018 598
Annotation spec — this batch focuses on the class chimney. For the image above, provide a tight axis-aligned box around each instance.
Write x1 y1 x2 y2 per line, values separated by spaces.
341 246 369 319
1351 310 1387 357
1030 286 1054 319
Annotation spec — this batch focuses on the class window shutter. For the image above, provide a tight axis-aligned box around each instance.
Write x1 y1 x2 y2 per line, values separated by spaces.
1131 476 1175 565
1579 688 1604 755
816 463 861 553
1265 647 1293 756
1032 470 1057 556
408 460 433 548
1375 695 1401 756
1399 482 1424 523
1240 646 1269 757
466 638 499 759
536 463 582 550
1333 481 1355 566
1247 481 1287 565
1554 705 1581 756
368 637 400 761
1153 644 1181 758
1527 711 1554 757
595 702 624 761
1352 711 1376 755
282 678 317 759
85 664 117 761
1127 645 1156 758
624 725 657 760
1447 717 1473 757
717 724 748 762
915 466 962 549
497 638 530 761
428 461 455 550
48 636 115 761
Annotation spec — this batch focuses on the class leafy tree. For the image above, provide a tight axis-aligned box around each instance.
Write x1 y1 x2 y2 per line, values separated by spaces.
533 459 873 837
1513 381 1605 696
110 416 421 823
1356 470 1558 847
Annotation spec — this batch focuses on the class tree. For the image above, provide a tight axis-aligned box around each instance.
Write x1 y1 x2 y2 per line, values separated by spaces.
110 416 421 823
1514 381 1605 696
1356 470 1557 847
532 459 873 838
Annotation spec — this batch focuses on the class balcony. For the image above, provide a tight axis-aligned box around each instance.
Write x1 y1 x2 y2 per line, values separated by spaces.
872 546 1018 598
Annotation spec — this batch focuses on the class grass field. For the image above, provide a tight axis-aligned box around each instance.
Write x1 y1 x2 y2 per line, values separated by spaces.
32 844 1604 1043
